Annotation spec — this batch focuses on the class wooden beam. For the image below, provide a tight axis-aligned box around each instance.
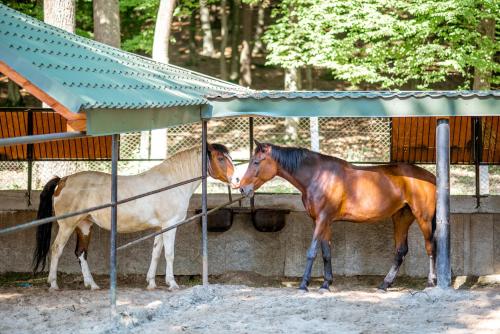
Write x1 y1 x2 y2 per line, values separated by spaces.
0 61 87 132
67 118 87 132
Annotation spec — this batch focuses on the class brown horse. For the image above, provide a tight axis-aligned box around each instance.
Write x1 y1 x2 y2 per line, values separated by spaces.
239 141 436 292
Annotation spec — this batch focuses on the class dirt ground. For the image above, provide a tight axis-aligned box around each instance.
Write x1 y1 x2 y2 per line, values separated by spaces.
0 272 499 334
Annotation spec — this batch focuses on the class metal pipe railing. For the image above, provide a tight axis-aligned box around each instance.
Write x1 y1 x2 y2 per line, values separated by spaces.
0 176 202 236
0 131 87 147
117 195 246 251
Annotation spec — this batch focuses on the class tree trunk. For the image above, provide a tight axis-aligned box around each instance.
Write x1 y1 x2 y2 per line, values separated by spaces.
150 0 176 160
305 67 313 90
473 18 495 90
252 1 265 56
284 67 302 141
93 0 121 48
284 67 302 91
200 0 215 57
44 0 75 32
189 10 198 65
7 80 23 107
239 3 253 87
230 0 241 81
305 67 319 151
42 0 76 179
152 0 176 64
220 0 229 80
43 0 75 110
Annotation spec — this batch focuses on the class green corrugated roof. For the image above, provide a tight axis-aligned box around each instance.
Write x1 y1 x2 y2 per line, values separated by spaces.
1 4 499 135
0 4 249 115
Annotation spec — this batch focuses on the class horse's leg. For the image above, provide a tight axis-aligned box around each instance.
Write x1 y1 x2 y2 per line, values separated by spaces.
299 219 328 292
415 216 436 287
163 228 179 290
146 234 164 290
379 206 414 291
75 219 99 290
319 228 333 292
47 220 77 290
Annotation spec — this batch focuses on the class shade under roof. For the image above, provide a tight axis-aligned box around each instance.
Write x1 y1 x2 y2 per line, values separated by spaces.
0 4 499 136
0 4 249 133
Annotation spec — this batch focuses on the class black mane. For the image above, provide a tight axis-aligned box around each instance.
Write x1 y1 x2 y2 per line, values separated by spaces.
268 144 309 174
210 143 230 154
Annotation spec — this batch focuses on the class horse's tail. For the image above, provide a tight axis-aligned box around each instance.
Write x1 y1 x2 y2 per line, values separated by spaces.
32 176 60 274
431 211 437 257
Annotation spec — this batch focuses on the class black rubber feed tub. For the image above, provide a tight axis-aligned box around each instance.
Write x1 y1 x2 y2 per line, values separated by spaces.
196 208 233 232
251 208 290 232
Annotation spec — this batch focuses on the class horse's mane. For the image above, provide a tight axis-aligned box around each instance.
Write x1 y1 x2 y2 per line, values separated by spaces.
210 143 229 155
266 144 310 174
145 146 202 181
147 143 229 181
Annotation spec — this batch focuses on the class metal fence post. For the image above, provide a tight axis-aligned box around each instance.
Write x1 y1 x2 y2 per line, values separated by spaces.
110 134 119 315
436 118 451 288
26 109 33 206
201 121 209 286
249 117 255 211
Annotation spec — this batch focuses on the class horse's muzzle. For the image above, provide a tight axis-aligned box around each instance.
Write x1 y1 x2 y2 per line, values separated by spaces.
239 184 254 198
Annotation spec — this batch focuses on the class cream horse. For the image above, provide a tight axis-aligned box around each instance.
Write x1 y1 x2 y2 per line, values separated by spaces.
32 144 234 290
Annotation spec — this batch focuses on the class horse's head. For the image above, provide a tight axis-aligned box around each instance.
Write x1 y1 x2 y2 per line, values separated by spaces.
239 140 278 197
207 143 235 186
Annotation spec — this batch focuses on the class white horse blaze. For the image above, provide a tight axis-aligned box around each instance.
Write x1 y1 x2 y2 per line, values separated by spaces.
48 146 212 290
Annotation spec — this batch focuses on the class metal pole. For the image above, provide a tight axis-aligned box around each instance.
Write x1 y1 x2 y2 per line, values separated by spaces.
0 131 86 147
436 118 451 288
201 120 209 286
473 117 482 208
26 109 33 206
249 117 255 211
110 134 119 316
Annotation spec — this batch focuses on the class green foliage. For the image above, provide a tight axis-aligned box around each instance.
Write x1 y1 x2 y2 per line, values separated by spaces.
76 0 93 39
120 0 199 55
0 0 43 20
120 0 159 55
264 0 500 89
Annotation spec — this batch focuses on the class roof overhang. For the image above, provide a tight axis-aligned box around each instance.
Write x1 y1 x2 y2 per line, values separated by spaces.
205 91 500 119
85 105 202 135
0 60 87 131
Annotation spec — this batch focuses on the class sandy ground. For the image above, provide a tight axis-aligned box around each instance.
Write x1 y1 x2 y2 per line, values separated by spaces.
0 274 499 334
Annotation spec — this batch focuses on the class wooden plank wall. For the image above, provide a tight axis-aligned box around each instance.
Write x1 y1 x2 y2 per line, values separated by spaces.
0 110 111 160
391 116 499 164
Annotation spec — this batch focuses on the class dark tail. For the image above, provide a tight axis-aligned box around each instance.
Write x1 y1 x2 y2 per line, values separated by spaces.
431 212 437 257
32 176 60 274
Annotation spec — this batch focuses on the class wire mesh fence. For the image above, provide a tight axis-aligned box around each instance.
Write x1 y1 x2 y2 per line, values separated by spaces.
0 117 495 195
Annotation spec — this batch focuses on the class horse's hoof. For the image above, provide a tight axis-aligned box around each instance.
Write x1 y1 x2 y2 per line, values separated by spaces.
147 281 157 290
426 281 436 288
168 282 180 291
49 285 59 291
90 284 100 291
318 288 331 294
377 283 388 292
298 286 308 293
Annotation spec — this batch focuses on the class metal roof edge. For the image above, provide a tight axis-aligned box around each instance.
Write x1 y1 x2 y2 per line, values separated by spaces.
207 90 500 100
0 47 84 113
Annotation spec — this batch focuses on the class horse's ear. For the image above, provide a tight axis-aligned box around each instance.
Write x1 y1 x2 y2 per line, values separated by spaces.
206 143 214 153
254 140 263 152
